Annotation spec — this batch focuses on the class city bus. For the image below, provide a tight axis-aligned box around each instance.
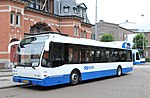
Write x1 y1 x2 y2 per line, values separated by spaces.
132 49 145 65
104 41 145 65
12 32 133 86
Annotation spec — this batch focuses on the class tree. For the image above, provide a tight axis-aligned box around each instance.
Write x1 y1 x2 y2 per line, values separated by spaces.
133 33 147 50
100 33 114 42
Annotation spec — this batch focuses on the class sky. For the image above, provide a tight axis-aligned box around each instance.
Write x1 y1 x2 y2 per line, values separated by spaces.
76 0 150 31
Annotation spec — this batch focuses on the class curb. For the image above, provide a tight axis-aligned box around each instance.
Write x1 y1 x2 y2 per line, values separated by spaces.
0 84 27 90
0 69 12 72
134 64 150 66
0 75 13 77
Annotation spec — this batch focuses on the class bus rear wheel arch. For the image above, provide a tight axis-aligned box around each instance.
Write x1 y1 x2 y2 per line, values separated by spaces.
70 69 81 85
117 66 122 76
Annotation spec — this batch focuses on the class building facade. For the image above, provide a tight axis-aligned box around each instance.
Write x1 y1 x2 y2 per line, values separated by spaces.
92 20 150 58
91 20 134 41
144 32 150 57
0 0 92 66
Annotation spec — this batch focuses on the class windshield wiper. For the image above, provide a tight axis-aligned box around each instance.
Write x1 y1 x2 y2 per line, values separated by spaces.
14 62 36 69
13 63 25 68
32 66 36 69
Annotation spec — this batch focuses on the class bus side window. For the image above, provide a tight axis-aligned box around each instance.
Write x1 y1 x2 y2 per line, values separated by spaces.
100 51 105 62
119 50 127 62
68 48 73 63
95 50 101 62
136 52 140 60
81 50 86 63
52 43 64 67
73 50 79 63
105 50 110 61
114 51 119 61
85 50 90 62
126 50 132 61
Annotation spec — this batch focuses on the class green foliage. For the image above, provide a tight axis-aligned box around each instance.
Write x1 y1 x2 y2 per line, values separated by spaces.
100 33 114 42
133 33 147 49
145 58 150 62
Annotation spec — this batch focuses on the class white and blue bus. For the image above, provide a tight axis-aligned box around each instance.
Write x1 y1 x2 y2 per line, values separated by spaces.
132 49 145 65
13 32 133 86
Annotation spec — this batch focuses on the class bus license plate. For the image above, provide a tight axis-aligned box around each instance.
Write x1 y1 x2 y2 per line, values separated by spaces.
22 80 29 83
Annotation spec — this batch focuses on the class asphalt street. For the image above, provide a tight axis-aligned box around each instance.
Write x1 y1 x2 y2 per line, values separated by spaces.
0 64 150 98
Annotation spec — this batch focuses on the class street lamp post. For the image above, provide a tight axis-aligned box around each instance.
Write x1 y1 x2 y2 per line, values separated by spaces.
143 33 145 57
95 0 98 41
141 14 145 57
143 34 145 50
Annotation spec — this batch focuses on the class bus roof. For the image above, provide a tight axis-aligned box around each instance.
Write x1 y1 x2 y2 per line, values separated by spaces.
24 32 131 50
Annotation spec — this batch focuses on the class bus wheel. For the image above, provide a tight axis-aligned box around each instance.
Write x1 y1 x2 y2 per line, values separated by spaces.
117 66 122 76
70 70 80 85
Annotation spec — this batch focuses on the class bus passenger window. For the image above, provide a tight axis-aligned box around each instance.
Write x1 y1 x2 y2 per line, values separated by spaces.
81 50 86 63
52 43 64 67
90 51 95 62
105 51 110 60
100 51 105 62
136 52 140 60
85 51 90 62
119 51 127 61
52 43 64 61
126 51 132 61
95 50 100 62
68 48 73 63
73 50 79 63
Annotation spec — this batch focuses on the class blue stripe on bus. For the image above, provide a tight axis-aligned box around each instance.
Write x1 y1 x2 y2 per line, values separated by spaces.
13 67 133 86
133 61 145 65
82 67 133 80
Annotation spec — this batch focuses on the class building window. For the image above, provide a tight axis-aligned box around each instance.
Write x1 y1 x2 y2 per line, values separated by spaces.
73 7 78 14
80 9 83 17
29 0 35 8
40 0 49 12
76 26 79 36
74 25 79 37
81 30 87 38
36 0 41 10
10 13 15 25
74 26 76 36
83 10 86 22
16 14 21 26
63 5 70 13
83 31 87 38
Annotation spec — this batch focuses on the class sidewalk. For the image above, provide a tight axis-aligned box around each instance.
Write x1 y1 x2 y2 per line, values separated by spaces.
0 69 25 89
0 76 23 89
0 69 13 77
0 63 150 89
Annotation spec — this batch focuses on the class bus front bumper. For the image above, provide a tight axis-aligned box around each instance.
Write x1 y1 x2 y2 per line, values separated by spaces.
13 76 47 86
13 75 70 86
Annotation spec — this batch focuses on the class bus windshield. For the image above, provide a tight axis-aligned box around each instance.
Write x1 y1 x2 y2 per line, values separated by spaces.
14 35 49 67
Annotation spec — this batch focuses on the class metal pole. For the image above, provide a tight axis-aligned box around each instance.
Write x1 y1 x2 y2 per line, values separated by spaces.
141 14 145 57
95 0 98 41
135 37 136 49
143 33 144 50
143 33 145 57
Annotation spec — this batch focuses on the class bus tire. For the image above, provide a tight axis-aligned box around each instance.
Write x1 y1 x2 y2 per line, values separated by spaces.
117 66 122 76
70 70 80 85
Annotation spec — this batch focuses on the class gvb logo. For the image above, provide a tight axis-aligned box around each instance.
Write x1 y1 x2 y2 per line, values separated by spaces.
84 66 94 70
